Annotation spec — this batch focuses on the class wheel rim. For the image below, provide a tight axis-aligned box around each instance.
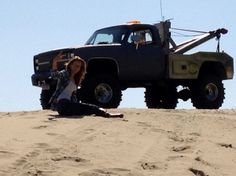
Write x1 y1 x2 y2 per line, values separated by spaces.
94 83 113 103
205 83 218 101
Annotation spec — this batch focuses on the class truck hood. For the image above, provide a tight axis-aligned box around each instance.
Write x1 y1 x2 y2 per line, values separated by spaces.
33 43 122 73
36 43 121 56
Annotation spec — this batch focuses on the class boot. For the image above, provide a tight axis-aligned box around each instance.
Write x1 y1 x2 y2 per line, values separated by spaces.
99 108 124 118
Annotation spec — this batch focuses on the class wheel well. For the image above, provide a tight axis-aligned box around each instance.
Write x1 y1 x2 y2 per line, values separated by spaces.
87 59 118 76
199 62 226 79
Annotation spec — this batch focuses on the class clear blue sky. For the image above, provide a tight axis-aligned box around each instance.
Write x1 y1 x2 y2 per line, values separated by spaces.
0 0 235 111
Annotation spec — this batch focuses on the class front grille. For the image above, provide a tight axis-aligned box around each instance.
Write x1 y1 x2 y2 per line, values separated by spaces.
34 55 51 73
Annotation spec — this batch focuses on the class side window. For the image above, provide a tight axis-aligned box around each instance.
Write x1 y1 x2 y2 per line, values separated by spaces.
128 29 153 45
145 32 152 44
94 34 113 44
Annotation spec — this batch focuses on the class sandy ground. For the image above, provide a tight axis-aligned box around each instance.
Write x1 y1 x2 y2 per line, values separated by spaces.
0 109 236 176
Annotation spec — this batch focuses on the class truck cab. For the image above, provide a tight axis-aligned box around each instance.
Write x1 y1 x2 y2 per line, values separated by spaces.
82 24 166 82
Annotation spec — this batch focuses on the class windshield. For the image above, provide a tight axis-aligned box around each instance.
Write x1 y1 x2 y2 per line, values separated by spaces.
85 27 126 45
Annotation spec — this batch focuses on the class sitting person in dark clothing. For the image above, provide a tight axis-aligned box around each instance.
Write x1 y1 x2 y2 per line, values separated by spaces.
49 52 123 118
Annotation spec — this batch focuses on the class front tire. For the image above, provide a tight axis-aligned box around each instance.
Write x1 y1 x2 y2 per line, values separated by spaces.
79 74 122 108
191 75 225 109
40 88 55 109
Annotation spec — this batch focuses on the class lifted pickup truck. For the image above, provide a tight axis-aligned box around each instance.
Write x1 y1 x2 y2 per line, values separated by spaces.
31 20 234 109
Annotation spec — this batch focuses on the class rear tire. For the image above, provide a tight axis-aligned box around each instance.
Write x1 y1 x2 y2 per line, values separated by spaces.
191 75 225 109
145 85 178 109
79 74 122 108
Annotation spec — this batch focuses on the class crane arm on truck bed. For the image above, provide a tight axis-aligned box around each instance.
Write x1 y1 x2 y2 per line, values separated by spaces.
171 28 228 54
154 20 228 54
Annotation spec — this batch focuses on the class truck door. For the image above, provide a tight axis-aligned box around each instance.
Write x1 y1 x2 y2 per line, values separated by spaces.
125 28 165 80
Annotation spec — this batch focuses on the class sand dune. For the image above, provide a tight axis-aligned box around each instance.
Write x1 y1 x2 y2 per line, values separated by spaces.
0 109 236 176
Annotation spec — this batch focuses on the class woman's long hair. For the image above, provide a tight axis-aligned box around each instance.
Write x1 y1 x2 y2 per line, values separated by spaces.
66 56 87 86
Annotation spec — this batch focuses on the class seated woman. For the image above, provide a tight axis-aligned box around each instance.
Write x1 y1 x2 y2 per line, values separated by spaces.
49 52 123 118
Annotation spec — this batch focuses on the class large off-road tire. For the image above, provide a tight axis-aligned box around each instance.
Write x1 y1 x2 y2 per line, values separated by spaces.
40 88 55 109
79 74 122 108
145 85 178 109
191 75 225 109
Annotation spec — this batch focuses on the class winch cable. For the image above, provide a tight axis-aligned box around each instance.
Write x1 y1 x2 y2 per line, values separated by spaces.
171 27 222 52
170 27 208 34
216 34 221 52
171 31 203 37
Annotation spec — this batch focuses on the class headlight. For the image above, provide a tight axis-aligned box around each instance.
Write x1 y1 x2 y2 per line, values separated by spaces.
226 65 234 79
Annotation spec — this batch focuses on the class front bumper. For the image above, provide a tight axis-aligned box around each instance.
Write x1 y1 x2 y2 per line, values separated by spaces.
31 72 53 89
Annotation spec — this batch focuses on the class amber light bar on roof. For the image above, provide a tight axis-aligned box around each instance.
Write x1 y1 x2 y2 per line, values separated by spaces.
126 20 141 24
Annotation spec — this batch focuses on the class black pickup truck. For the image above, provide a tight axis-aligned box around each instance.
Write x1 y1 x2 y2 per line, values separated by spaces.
31 21 234 109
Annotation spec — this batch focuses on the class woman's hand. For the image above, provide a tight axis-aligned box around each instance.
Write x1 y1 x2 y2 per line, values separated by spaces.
52 51 65 70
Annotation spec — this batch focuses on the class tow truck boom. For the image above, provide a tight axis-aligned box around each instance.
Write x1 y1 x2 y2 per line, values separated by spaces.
172 28 228 54
155 20 228 54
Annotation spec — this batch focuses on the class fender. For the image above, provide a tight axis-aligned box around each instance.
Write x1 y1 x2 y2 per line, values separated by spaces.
87 57 120 76
169 52 233 79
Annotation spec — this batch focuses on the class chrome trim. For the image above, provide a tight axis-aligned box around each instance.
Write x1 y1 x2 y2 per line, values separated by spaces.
37 61 50 66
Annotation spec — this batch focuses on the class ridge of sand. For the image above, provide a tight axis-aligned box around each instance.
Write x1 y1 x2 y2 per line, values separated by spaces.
0 109 235 176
